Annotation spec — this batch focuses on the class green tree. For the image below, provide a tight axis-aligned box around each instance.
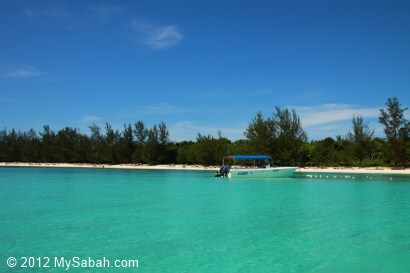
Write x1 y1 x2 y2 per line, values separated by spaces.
335 135 353 166
89 124 104 163
54 127 83 162
193 134 213 165
215 131 230 163
299 142 315 166
142 122 170 164
104 123 120 163
228 139 252 155
194 133 229 165
176 141 196 164
311 138 337 166
40 125 57 162
158 122 171 163
369 138 387 166
2 129 22 162
143 125 160 164
244 111 276 155
133 121 147 163
272 106 308 165
118 124 135 163
346 114 375 165
21 129 41 162
378 97 410 167
0 128 7 161
244 107 307 165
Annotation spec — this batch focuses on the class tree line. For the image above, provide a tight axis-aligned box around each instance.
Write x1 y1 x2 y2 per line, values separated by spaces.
1 97 409 167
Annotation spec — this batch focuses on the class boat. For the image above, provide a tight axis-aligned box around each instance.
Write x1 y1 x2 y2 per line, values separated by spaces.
215 155 297 178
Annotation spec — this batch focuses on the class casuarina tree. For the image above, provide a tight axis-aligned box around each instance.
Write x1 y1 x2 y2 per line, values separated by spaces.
378 97 409 167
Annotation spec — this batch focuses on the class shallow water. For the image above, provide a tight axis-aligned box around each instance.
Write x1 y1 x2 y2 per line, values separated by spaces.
1 167 409 272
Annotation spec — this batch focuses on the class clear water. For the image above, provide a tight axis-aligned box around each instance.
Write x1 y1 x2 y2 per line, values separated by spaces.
1 167 410 273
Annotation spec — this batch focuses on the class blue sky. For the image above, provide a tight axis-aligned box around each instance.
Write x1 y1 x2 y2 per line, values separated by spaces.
1 0 409 141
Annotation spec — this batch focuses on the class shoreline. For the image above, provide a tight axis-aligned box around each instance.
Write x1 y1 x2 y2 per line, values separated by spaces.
0 162 219 171
295 167 410 175
0 162 409 175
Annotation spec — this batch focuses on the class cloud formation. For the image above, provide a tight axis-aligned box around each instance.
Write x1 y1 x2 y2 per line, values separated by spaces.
131 19 183 49
286 103 383 139
139 103 188 115
80 115 103 123
293 104 380 127
4 68 44 79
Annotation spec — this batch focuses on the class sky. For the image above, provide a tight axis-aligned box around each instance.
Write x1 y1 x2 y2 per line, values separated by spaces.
1 0 409 141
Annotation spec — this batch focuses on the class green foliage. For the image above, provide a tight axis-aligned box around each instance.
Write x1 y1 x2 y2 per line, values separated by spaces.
244 107 307 165
346 115 375 165
0 97 407 167
54 127 84 163
132 121 147 163
0 122 172 165
228 139 252 155
119 124 135 163
175 141 196 164
244 111 275 155
192 132 230 165
311 138 338 166
272 106 308 165
379 97 410 167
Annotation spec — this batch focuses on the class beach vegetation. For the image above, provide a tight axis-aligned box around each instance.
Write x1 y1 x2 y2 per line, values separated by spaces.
271 106 308 165
175 141 196 164
244 111 275 155
132 121 148 163
244 107 307 166
190 132 230 165
346 114 375 165
379 97 410 167
0 97 408 168
142 122 170 164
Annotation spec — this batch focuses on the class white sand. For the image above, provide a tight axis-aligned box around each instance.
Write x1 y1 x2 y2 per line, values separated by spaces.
1 162 409 175
0 162 218 171
296 167 410 175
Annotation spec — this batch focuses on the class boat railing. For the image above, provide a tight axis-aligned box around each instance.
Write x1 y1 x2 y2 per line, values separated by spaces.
230 164 271 169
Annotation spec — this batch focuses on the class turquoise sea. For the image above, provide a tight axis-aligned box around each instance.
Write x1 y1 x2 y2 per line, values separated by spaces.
1 167 410 273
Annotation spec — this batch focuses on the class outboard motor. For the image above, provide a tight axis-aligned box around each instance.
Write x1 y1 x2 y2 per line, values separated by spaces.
222 165 230 177
215 165 230 177
215 165 223 177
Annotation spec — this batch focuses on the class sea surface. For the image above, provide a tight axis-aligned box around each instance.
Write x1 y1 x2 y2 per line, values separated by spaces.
1 167 410 273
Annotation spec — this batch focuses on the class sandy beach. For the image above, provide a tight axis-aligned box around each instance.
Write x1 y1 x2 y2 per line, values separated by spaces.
296 167 410 175
1 162 409 175
0 162 219 171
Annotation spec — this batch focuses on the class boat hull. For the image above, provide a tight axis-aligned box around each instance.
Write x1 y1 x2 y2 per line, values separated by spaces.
228 167 297 178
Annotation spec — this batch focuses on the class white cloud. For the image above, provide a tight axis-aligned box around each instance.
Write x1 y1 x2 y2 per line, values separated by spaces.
293 104 380 127
4 68 44 79
289 103 382 140
131 19 183 49
79 115 103 123
139 103 188 115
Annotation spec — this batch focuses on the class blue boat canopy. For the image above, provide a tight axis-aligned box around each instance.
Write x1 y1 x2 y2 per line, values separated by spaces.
224 155 272 161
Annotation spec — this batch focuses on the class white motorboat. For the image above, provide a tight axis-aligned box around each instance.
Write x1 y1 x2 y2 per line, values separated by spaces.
216 155 297 178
